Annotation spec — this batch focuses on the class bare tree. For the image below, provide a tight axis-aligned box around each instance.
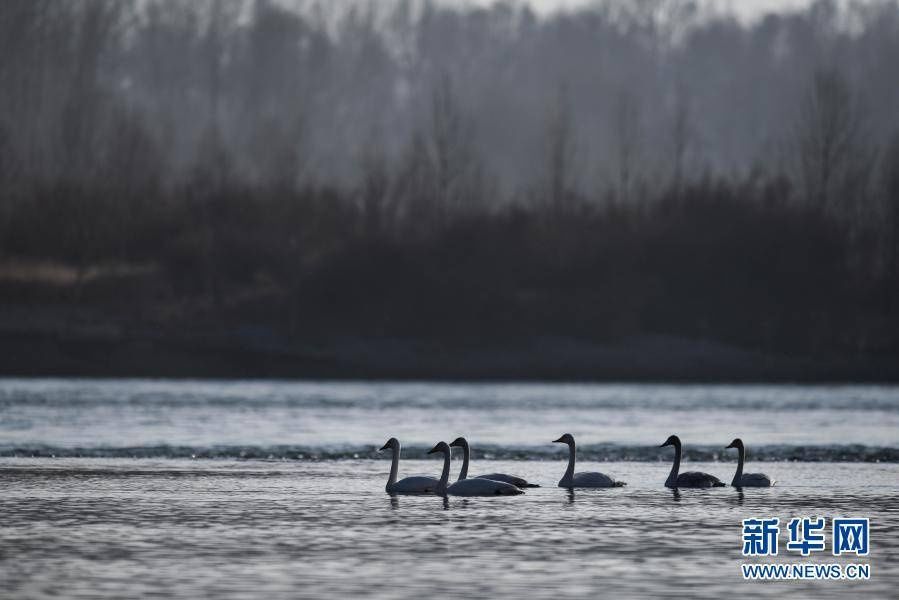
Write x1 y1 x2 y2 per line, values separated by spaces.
0 121 11 187
427 72 482 225
395 129 434 233
430 72 460 224
246 114 304 189
59 1 121 181
544 83 577 214
795 68 863 211
670 82 692 195
613 90 642 205
357 130 391 239
881 132 899 315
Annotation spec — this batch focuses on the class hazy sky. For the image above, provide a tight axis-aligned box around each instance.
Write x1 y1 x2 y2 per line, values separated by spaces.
464 0 814 21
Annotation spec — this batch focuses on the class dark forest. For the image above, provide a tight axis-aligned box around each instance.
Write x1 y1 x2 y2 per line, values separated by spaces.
1 0 898 380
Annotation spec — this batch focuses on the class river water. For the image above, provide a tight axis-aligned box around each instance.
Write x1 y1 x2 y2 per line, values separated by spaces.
1 379 897 598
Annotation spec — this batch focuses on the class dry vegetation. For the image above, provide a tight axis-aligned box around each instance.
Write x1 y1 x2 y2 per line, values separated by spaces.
1 0 898 378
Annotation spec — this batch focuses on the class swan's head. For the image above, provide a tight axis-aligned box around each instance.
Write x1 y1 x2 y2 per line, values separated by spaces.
427 441 450 455
726 438 744 450
659 434 681 448
553 433 574 445
379 437 399 452
449 437 468 448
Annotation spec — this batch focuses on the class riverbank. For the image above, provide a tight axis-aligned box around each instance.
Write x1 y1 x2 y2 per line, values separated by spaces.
2 316 896 382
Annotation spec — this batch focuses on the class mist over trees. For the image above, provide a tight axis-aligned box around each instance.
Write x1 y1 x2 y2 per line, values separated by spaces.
1 0 898 377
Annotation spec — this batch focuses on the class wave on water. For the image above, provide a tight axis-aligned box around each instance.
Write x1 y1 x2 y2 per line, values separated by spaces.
3 380 899 412
2 443 898 462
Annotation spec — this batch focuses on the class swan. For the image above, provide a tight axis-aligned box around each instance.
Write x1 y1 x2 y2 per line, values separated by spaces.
379 438 438 494
428 442 524 496
660 434 725 488
552 433 626 488
726 438 774 487
449 437 540 488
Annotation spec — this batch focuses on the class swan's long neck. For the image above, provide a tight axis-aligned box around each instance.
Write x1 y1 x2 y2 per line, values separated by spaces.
561 441 576 485
732 445 745 487
436 447 451 496
387 445 399 487
665 441 681 487
457 441 470 481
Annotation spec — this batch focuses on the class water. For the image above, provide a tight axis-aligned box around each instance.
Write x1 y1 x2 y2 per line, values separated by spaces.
2 379 898 457
2 379 898 598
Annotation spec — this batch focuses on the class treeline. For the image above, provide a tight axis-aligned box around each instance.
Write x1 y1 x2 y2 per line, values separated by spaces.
0 0 898 362
3 0 899 193
3 160 897 357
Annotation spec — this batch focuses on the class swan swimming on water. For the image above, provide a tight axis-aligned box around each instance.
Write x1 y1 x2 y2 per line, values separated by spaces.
726 438 774 487
659 434 725 488
428 442 524 496
553 433 626 488
449 437 540 488
379 438 438 494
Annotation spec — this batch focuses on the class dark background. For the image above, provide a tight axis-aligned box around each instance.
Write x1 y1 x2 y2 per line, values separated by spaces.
1 0 898 380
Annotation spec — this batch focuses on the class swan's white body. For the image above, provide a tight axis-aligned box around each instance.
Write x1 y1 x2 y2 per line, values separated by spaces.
450 437 539 488
381 438 438 494
388 475 439 494
554 434 625 488
567 472 620 487
430 442 523 497
727 439 773 487
737 473 773 487
661 435 725 488
449 477 525 496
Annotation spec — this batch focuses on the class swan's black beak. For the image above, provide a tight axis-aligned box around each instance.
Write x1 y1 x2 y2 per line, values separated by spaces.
659 440 671 447
552 436 565 443
725 441 737 449
427 443 441 454
449 438 464 447
378 443 390 451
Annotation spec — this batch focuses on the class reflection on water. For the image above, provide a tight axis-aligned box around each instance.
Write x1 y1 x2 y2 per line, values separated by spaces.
1 458 896 599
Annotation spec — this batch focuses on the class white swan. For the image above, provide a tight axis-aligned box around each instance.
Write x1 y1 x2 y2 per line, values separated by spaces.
379 438 438 494
660 434 725 488
449 437 540 488
726 438 774 487
552 433 626 488
428 442 524 496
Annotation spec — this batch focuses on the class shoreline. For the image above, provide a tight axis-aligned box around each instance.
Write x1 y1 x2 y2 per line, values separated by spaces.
3 330 898 383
